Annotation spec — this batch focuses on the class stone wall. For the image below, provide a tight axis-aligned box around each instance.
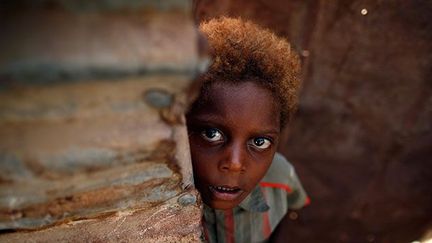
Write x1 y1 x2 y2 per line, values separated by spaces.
0 0 203 241
195 1 432 242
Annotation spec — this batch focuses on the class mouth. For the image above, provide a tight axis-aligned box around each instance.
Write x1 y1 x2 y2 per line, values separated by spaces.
209 185 243 201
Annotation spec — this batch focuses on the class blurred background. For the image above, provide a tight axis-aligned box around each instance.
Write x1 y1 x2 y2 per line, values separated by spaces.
194 0 432 242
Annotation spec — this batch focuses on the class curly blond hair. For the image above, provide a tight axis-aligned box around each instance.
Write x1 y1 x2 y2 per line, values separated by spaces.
195 17 301 126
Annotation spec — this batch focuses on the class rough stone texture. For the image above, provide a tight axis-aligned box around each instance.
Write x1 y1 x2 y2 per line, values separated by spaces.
0 191 202 242
195 1 432 242
0 0 202 241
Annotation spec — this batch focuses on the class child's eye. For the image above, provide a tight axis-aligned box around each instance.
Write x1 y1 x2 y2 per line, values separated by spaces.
249 137 272 150
201 128 224 143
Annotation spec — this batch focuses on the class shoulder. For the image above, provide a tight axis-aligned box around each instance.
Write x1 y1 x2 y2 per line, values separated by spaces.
262 152 295 186
260 152 310 209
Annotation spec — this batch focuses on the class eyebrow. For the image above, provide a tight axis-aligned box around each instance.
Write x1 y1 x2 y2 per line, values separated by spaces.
187 115 225 128
258 129 280 135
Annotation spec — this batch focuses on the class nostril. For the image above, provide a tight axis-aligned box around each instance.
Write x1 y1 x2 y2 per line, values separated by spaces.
220 164 230 171
222 160 243 172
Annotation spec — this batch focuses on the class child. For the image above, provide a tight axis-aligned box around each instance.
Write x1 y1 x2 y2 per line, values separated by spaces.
186 17 309 242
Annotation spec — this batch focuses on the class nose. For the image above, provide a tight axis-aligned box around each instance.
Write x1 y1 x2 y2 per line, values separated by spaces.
218 142 246 173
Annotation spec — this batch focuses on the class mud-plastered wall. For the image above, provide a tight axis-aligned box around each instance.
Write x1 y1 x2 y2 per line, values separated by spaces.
0 0 202 242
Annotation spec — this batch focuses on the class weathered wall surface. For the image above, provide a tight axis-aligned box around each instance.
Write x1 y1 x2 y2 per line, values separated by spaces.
0 0 202 241
195 1 432 242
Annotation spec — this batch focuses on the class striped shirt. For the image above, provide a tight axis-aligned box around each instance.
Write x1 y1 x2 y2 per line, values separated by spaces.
202 153 309 243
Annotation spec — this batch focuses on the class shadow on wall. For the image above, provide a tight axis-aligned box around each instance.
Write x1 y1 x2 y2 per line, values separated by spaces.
194 0 432 242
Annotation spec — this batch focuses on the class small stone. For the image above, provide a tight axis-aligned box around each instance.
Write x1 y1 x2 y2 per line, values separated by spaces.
177 193 196 206
301 50 310 57
144 89 173 109
289 211 298 220
367 234 375 242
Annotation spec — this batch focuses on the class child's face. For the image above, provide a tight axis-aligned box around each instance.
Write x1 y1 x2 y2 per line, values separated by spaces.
186 81 281 209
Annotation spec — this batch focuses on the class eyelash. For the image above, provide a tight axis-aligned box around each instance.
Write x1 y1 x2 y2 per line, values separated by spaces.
199 127 273 150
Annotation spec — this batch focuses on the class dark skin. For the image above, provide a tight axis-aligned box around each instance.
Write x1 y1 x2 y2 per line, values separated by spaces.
186 81 281 209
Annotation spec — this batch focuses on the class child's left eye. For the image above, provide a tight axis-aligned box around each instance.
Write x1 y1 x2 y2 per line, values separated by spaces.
249 137 272 150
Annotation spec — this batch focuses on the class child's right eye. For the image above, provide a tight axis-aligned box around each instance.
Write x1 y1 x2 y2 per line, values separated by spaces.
200 128 224 143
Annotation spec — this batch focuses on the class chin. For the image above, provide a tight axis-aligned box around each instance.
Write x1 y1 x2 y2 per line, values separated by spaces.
208 201 237 210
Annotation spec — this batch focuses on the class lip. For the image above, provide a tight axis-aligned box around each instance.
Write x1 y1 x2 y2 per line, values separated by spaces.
208 185 243 201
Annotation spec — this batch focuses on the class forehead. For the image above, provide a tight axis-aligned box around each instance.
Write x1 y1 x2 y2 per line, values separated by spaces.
190 81 281 130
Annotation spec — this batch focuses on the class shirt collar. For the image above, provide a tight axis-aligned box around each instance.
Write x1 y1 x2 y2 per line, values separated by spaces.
238 185 269 212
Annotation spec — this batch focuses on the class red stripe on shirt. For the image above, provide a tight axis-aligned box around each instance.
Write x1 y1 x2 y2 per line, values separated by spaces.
202 215 210 242
224 209 235 243
260 188 272 238
259 182 292 193
262 211 272 238
305 196 311 206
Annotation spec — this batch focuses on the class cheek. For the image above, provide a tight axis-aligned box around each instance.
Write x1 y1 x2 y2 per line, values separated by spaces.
190 143 216 180
189 134 220 163
248 158 273 182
